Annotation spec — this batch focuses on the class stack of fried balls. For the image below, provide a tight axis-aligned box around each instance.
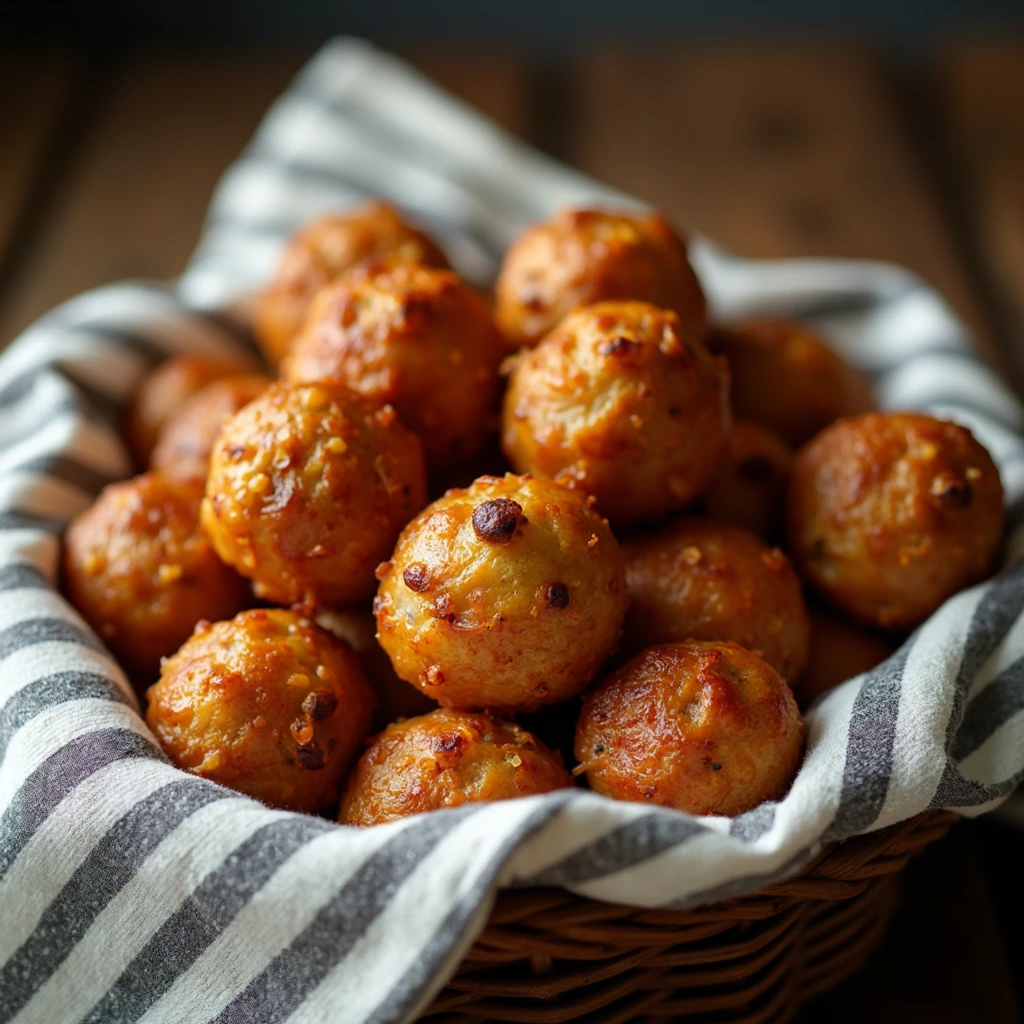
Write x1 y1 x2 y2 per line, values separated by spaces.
62 201 1005 824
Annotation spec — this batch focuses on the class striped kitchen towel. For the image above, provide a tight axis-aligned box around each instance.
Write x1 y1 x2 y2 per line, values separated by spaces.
2 37 1024 1024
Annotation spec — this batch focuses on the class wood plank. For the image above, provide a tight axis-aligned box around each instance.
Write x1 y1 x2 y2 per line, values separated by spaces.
941 42 1024 378
571 45 998 361
0 50 79 278
0 53 307 346
408 51 532 138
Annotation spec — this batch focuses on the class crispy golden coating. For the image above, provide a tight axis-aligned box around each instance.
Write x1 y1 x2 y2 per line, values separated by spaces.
708 318 873 446
575 641 804 816
787 412 1004 631
623 519 810 681
151 374 272 483
495 208 706 349
793 604 896 708
342 708 573 827
201 382 427 609
254 202 449 367
147 609 375 814
339 708 572 825
316 608 435 728
125 354 253 468
283 262 505 471
501 301 730 528
62 473 248 684
701 420 793 540
375 473 628 713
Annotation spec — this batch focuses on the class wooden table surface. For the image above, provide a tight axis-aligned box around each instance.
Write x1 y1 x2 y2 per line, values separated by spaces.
1 41 1022 1023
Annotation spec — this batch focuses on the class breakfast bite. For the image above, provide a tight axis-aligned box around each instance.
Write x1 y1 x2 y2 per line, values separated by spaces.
787 412 1004 630
495 207 706 349
254 201 449 367
708 317 873 446
701 420 793 540
147 609 375 814
201 381 427 609
622 518 810 681
62 472 248 683
339 708 572 825
501 301 730 527
374 473 628 713
151 373 272 482
125 353 254 468
575 641 804 816
283 261 505 472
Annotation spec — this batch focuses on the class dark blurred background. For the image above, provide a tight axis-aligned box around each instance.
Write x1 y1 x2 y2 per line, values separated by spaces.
3 0 1024 49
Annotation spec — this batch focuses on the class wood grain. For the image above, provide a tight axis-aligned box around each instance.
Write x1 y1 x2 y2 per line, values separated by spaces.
0 50 78 282
0 53 306 346
571 45 997 359
942 43 1024 374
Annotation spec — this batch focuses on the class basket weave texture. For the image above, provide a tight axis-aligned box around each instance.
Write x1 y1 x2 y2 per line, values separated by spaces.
421 811 956 1023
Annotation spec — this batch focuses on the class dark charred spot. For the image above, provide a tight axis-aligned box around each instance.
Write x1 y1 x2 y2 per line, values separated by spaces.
712 763 722 772
739 455 776 483
598 335 640 358
472 498 524 542
594 743 604 754
668 406 682 416
302 688 338 721
931 471 973 509
402 563 431 592
296 743 327 770
544 582 570 609
433 731 468 757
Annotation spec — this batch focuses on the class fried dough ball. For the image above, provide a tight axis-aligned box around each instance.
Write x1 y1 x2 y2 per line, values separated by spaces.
495 208 706 349
575 641 804 816
374 473 628 713
254 202 449 367
787 412 1004 631
202 382 427 609
147 609 375 814
62 473 248 684
151 373 272 483
502 301 730 527
283 261 505 471
125 354 253 468
702 420 793 540
316 608 435 728
708 318 873 446
622 519 809 681
339 708 572 826
793 604 896 708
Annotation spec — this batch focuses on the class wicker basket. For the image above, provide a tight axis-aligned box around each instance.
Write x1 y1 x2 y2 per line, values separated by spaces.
422 810 956 1023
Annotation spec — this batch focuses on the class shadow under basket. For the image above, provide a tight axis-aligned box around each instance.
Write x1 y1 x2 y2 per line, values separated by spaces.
421 810 956 1023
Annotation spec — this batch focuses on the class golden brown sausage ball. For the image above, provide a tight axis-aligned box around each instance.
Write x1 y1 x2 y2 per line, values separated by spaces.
793 604 896 708
502 301 730 528
254 202 449 367
283 261 505 472
708 318 873 447
787 412 1004 631
62 472 248 684
125 354 253 468
147 609 375 814
202 382 428 610
375 473 628 713
701 420 793 540
622 519 810 681
315 608 435 728
339 708 571 826
151 373 272 483
495 208 706 349
575 641 804 816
